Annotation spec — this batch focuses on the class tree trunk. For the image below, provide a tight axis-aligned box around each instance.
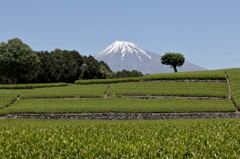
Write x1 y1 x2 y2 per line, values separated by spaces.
173 66 178 73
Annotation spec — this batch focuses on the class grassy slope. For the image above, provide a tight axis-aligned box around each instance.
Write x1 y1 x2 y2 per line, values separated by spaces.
0 119 239 158
0 84 108 98
0 90 19 109
0 83 67 89
0 89 19 98
0 98 16 109
0 98 235 114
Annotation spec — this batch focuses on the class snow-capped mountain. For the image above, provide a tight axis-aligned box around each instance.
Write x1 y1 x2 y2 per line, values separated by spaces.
96 41 152 62
95 41 206 74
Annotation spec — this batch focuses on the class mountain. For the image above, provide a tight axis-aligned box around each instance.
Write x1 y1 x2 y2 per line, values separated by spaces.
95 41 206 74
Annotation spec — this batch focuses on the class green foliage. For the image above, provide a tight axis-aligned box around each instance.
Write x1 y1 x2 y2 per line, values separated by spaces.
99 61 113 78
80 56 102 79
0 83 67 89
75 77 141 85
36 50 113 83
35 51 54 82
36 49 84 83
0 38 114 84
225 68 240 110
108 82 228 98
0 98 235 114
0 119 239 158
114 69 143 78
161 52 185 72
0 38 40 84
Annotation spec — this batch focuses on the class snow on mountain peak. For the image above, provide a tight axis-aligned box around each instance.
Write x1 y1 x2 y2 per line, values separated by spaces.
96 41 152 61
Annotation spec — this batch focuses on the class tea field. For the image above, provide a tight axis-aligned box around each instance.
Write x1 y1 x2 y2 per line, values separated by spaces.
0 69 240 158
0 119 239 158
0 69 240 114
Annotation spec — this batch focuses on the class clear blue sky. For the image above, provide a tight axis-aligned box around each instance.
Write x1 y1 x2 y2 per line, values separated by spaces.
1 0 239 70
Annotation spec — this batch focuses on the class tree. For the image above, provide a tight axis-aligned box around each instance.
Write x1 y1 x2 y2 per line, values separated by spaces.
36 50 111 82
161 52 185 73
80 56 102 79
47 49 83 83
114 69 143 78
99 61 113 78
0 38 40 84
35 51 55 83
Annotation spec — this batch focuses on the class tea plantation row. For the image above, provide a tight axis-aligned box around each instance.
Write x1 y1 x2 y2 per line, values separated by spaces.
0 98 235 114
75 70 226 84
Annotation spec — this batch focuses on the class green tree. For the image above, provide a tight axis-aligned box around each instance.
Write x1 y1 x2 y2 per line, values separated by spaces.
0 38 40 83
35 51 55 83
161 52 185 73
114 69 143 78
48 49 83 83
81 56 102 79
99 61 113 78
36 50 109 82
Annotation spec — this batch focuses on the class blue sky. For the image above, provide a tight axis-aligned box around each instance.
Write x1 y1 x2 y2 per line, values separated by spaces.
0 0 239 70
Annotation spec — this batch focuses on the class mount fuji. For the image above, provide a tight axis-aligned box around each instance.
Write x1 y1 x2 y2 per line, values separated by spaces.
95 41 205 74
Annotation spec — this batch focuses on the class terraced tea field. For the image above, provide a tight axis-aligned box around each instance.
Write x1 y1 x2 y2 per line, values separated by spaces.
0 69 239 115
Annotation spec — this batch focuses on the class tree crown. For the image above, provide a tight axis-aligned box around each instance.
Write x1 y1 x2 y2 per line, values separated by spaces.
161 52 185 72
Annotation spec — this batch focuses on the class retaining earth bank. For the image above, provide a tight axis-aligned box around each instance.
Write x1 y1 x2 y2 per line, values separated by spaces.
5 112 240 120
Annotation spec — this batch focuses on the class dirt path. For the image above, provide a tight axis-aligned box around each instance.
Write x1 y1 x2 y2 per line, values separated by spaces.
115 95 228 100
224 71 239 113
4 112 240 120
225 72 232 100
145 79 227 83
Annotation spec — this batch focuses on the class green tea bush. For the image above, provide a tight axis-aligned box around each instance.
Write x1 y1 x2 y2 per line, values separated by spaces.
0 119 239 158
143 70 226 81
75 77 141 85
